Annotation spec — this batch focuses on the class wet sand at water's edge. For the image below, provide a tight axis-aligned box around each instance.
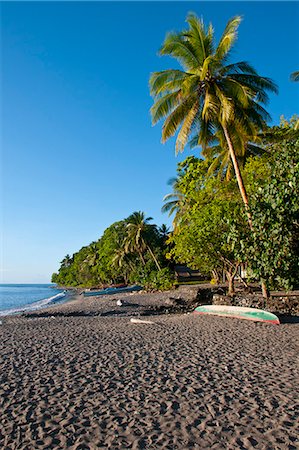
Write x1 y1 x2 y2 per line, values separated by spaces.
0 292 298 449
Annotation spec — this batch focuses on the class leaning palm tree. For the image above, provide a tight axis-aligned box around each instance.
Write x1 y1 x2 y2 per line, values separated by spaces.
162 177 186 229
125 211 162 271
150 13 278 224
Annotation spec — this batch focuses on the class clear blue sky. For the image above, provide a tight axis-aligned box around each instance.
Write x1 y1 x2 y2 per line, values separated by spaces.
1 1 298 283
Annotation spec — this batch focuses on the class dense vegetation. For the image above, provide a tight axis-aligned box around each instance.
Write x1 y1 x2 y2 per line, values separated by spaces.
52 14 298 297
52 213 174 290
165 130 299 295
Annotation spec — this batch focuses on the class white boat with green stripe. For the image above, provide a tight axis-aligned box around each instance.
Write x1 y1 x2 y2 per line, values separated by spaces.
194 305 280 325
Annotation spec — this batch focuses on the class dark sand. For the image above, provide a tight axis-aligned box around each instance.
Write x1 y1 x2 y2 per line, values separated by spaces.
0 292 298 449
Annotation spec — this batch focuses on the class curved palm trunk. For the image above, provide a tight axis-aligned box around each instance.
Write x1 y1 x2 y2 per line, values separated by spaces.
147 244 162 271
222 126 252 229
138 250 146 266
223 126 270 299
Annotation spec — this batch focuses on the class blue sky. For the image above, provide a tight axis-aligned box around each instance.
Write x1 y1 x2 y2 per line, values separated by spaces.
1 1 298 283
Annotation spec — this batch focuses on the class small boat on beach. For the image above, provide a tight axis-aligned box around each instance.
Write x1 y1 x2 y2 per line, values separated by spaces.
83 285 142 297
194 305 280 325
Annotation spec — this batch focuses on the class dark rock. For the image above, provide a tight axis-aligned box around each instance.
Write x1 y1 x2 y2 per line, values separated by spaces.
212 293 299 315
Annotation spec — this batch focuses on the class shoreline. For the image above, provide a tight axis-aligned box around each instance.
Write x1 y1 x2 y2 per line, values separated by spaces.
2 283 299 321
0 289 78 318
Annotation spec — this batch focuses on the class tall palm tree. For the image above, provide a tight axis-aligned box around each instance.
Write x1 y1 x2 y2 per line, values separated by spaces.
150 13 277 224
125 211 162 271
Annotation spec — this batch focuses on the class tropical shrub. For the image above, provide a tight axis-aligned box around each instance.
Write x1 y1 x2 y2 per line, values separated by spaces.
228 138 299 293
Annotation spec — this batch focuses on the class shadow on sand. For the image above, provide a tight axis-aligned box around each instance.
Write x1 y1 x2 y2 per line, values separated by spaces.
278 315 299 324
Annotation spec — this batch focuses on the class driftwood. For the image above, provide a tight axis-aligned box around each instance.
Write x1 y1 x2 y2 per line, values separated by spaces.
130 318 155 324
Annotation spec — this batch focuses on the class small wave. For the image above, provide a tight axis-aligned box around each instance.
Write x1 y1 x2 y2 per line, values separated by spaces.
0 292 66 317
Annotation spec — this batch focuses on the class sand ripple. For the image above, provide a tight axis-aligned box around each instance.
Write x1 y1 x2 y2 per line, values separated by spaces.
0 312 298 449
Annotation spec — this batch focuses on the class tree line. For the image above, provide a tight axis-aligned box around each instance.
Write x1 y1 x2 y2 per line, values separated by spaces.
51 212 174 290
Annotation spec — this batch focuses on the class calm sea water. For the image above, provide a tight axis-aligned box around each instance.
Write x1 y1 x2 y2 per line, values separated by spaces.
0 284 65 315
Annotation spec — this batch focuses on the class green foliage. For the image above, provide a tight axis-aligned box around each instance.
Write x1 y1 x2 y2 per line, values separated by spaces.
261 115 299 144
229 139 299 290
131 266 175 291
51 213 174 290
166 157 245 293
124 211 162 271
163 118 299 295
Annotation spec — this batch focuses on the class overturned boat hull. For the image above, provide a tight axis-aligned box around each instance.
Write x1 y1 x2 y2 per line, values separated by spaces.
83 285 142 297
194 305 280 325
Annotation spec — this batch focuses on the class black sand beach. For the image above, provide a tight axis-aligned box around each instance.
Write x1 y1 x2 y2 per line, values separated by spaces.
0 292 298 449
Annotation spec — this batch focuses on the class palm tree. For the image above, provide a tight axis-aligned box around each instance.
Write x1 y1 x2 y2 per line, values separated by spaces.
158 224 170 241
60 254 73 268
84 242 99 267
112 248 126 269
290 71 299 82
290 73 299 130
162 177 186 228
125 211 162 271
150 13 277 224
112 248 134 284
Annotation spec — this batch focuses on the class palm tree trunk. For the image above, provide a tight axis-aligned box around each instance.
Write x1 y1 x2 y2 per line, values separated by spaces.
222 126 252 229
147 245 162 271
261 279 270 299
225 271 235 296
138 250 146 266
223 126 271 298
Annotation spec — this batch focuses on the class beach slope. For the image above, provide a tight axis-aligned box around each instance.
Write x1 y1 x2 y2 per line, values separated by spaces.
0 294 298 449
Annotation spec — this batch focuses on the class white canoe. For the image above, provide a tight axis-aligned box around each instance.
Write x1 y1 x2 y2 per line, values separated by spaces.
194 305 280 325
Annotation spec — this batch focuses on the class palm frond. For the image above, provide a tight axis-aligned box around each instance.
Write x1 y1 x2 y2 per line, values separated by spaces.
176 102 199 154
161 95 196 142
290 71 299 82
149 69 190 96
160 31 199 70
215 16 241 62
202 89 219 121
192 117 215 149
214 84 234 123
200 55 215 80
150 91 181 125
230 74 278 96
221 78 251 108
186 13 214 65
220 61 258 76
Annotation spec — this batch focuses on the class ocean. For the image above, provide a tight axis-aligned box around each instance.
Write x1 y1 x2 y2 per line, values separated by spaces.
0 284 66 316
